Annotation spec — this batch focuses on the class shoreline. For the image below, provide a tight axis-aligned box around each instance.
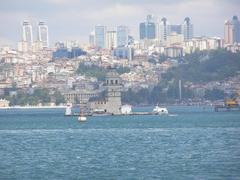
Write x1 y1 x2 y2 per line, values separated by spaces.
0 106 66 110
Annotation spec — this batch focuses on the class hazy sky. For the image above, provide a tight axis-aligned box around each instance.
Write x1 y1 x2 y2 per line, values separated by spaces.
0 0 239 46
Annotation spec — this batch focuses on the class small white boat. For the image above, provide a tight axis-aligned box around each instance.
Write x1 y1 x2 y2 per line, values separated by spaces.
153 106 168 115
78 115 87 122
65 103 72 116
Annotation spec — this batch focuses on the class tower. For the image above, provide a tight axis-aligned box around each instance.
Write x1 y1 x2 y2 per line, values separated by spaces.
22 20 33 49
89 31 95 47
232 16 240 43
117 25 129 47
95 25 106 48
224 20 234 45
38 21 49 48
181 17 193 40
104 68 122 114
106 30 117 49
139 15 156 40
157 17 170 43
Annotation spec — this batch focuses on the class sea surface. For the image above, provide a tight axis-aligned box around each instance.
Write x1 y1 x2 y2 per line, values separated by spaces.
0 106 240 179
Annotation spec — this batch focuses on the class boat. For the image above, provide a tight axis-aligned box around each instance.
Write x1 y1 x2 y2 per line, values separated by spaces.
152 106 168 115
65 103 72 116
78 106 87 122
78 115 87 122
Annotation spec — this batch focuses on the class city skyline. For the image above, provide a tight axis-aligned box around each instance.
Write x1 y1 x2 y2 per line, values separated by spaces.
0 0 239 46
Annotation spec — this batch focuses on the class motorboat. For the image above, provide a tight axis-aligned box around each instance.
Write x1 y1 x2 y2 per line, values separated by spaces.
65 103 72 116
152 106 168 115
78 115 87 122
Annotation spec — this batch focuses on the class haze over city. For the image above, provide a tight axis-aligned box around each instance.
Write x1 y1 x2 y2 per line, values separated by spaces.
0 0 239 46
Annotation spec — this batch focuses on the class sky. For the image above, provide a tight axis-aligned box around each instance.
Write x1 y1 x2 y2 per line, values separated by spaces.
0 0 239 47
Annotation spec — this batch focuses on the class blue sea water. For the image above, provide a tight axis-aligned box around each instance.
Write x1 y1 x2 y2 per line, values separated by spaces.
0 106 240 179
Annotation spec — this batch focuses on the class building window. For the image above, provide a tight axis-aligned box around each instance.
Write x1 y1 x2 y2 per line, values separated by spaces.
115 80 118 84
111 80 113 84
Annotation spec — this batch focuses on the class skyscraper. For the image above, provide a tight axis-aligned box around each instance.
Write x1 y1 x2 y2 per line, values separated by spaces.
224 20 234 45
158 17 170 42
224 16 240 45
232 16 240 43
38 21 49 48
139 15 156 40
139 22 146 40
95 25 106 49
181 17 193 40
89 31 95 47
117 26 129 47
22 20 33 48
106 31 117 49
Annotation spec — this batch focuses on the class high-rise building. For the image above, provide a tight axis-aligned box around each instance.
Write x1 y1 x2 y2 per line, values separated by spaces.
181 17 193 40
158 17 171 42
95 25 106 48
139 22 146 40
38 21 49 48
232 16 240 43
89 31 95 47
139 22 156 40
22 21 33 48
224 16 240 45
139 15 156 40
117 26 129 47
106 31 117 49
224 20 234 45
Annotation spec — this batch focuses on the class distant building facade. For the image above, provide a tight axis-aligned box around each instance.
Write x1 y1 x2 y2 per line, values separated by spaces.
224 16 240 45
89 31 95 47
106 31 117 49
113 46 134 60
181 17 193 40
117 26 129 47
53 43 86 59
38 21 49 48
22 21 33 49
95 25 106 48
157 17 171 43
140 15 156 40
